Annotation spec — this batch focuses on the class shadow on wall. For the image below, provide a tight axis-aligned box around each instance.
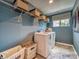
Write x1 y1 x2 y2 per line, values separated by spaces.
0 1 47 52
20 32 35 45
0 2 38 52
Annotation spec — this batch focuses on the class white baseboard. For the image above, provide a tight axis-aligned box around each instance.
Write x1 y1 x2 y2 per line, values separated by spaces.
72 45 79 59
56 42 73 46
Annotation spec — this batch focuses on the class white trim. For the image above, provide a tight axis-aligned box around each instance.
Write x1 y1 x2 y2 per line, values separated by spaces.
72 45 79 59
56 42 73 46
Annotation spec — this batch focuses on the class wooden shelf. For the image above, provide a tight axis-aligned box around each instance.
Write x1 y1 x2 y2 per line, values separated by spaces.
15 0 29 11
30 9 41 17
37 15 49 22
0 0 48 20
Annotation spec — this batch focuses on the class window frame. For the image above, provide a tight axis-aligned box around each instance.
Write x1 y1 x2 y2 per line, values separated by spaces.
52 18 70 27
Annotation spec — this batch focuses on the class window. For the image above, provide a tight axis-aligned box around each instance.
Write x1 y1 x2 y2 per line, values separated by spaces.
53 19 70 27
60 19 70 27
53 20 60 27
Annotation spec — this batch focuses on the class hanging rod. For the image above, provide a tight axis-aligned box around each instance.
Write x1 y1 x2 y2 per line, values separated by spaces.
0 0 17 8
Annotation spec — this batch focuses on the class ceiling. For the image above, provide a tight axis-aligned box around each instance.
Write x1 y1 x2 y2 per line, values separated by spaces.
26 0 76 15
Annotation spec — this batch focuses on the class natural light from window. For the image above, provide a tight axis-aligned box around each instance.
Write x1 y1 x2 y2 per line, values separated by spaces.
53 20 60 27
53 19 70 27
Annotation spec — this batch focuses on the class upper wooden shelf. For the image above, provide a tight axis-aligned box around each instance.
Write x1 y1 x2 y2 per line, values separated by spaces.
30 9 41 17
14 0 29 11
38 15 49 21
0 0 49 21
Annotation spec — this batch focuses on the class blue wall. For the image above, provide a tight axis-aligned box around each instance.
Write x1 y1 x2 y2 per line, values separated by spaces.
73 32 79 55
49 12 73 44
72 0 79 56
0 2 39 52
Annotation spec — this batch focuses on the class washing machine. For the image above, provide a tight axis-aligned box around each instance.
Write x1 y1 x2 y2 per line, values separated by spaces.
34 32 55 58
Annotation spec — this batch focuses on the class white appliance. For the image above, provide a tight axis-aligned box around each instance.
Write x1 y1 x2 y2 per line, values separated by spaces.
34 32 55 58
